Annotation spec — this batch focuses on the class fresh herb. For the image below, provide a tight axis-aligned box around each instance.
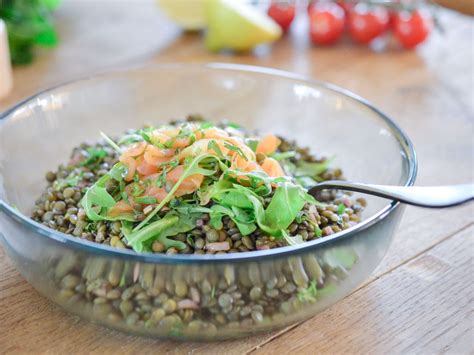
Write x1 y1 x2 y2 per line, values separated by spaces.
225 122 242 129
295 175 317 188
207 140 225 159
155 170 167 188
168 323 184 337
337 203 345 215
224 142 248 161
314 225 322 238
134 196 157 204
281 229 303 246
53 172 81 190
271 151 296 161
133 173 139 183
245 138 259 152
297 280 317 303
118 133 143 145
80 147 107 166
263 182 310 233
200 121 214 129
295 158 333 178
207 180 317 239
137 127 153 144
121 191 130 205
0 0 62 65
126 211 202 252
100 132 122 153
211 285 216 299
80 163 136 221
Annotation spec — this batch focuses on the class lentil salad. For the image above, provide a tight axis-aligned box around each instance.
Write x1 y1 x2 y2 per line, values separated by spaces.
32 116 366 255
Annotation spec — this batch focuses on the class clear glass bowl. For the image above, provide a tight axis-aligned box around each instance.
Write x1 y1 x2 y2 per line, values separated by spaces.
0 63 416 341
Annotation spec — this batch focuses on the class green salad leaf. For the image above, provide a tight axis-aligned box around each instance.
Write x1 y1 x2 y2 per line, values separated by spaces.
209 204 257 236
206 180 315 239
271 151 296 161
124 213 200 252
264 182 308 231
80 163 136 221
294 159 332 178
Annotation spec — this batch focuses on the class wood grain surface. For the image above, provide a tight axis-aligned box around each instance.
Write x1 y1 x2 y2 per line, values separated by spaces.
0 1 473 354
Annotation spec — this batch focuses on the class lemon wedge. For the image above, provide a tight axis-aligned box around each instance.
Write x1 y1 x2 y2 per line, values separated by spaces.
157 0 207 31
205 0 282 52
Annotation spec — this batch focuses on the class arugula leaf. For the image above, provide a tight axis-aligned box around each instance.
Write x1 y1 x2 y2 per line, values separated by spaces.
281 229 304 246
224 142 248 161
80 163 135 221
125 214 179 252
206 180 319 238
264 182 307 232
197 179 232 206
219 189 254 209
245 138 259 152
125 213 200 252
207 140 225 159
209 204 256 236
295 158 332 177
271 151 297 161
295 175 317 188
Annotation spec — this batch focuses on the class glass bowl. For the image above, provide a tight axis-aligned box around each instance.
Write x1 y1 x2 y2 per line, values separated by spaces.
0 63 416 341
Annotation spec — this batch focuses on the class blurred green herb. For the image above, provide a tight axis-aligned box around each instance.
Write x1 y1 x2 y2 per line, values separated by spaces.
0 0 62 65
80 147 107 167
337 203 345 215
297 280 317 303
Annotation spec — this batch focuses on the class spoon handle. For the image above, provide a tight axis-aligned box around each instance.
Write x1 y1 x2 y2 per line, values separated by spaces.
309 181 474 208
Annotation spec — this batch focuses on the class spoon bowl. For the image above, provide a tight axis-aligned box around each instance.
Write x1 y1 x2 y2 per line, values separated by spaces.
309 181 474 208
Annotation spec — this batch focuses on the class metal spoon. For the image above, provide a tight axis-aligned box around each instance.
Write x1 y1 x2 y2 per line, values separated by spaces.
308 181 474 208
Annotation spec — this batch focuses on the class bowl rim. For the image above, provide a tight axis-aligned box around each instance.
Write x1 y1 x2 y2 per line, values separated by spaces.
0 62 417 264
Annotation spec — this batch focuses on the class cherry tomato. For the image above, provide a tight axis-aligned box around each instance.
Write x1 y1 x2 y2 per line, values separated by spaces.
267 1 296 32
309 2 345 45
336 1 353 15
348 4 390 44
393 10 432 48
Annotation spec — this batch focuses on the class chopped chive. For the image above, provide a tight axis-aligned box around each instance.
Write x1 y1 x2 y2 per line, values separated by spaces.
208 140 225 159
134 196 158 204
224 142 248 161
100 132 122 153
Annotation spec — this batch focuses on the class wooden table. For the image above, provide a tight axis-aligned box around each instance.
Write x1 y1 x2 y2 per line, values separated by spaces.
1 2 473 353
